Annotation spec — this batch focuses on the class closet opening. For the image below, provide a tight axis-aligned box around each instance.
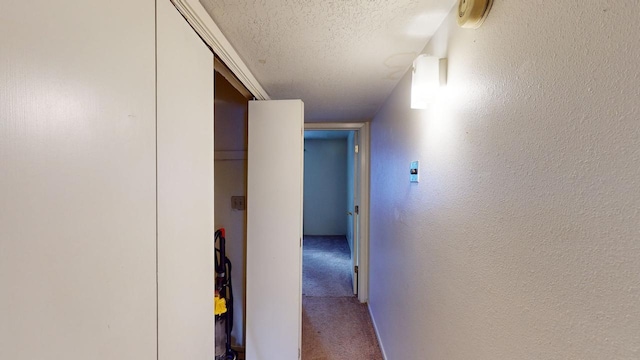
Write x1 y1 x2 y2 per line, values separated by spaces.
213 56 250 360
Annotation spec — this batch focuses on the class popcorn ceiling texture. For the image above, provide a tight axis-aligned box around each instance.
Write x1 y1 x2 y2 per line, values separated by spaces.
200 0 454 122
369 1 640 359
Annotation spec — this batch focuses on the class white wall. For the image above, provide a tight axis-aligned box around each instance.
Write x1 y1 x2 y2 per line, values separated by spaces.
0 1 157 358
214 72 248 345
303 139 348 235
369 2 640 359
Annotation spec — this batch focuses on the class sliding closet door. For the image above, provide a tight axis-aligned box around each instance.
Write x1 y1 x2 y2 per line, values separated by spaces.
0 1 156 359
156 0 215 359
246 100 304 360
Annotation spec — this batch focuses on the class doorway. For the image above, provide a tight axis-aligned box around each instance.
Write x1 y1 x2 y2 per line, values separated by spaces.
301 124 379 359
302 130 357 298
304 123 370 302
213 58 252 359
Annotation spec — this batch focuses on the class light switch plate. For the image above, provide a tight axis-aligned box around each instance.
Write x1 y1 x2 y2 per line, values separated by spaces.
231 196 246 210
410 161 419 183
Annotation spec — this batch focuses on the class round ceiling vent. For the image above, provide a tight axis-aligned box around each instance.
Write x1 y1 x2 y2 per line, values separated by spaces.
457 0 494 29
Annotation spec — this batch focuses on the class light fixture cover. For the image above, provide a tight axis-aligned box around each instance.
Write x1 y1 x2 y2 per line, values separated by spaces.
411 55 445 109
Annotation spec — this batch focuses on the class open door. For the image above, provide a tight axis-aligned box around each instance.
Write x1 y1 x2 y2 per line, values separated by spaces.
351 131 361 296
246 100 304 360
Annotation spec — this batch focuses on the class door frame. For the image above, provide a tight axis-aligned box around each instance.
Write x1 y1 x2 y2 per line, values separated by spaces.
305 122 370 303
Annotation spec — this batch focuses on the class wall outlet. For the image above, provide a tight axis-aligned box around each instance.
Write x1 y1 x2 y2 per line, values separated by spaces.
231 196 246 210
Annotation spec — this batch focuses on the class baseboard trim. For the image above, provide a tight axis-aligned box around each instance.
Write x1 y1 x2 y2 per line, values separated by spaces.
368 303 389 360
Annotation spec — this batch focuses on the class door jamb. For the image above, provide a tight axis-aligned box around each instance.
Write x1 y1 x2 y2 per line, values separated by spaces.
304 122 370 303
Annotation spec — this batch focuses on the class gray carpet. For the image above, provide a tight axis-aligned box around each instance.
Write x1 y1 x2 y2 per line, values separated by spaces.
302 236 353 297
302 236 383 360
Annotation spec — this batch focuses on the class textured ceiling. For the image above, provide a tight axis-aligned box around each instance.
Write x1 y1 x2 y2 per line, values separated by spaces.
201 0 455 122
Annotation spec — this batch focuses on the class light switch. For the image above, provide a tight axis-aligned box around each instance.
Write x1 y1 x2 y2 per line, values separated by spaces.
231 196 246 210
410 161 419 183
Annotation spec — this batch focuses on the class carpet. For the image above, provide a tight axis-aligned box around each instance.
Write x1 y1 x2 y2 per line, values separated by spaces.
302 235 353 297
302 236 383 359
302 296 384 360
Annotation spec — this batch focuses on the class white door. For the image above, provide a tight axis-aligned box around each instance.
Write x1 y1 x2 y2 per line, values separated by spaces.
0 1 157 359
352 131 361 296
157 0 214 358
246 100 304 360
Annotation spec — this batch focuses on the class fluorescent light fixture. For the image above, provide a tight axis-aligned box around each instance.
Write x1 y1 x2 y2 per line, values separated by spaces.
411 55 447 109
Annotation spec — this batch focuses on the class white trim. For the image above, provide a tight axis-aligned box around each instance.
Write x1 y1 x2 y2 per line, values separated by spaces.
360 122 370 303
214 150 247 160
368 304 389 360
305 122 366 130
170 0 270 100
304 122 371 303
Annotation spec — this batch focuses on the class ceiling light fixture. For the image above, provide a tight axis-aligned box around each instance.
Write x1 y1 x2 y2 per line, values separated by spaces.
411 55 447 109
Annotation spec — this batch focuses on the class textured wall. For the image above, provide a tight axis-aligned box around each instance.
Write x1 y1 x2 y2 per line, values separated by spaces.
369 1 640 359
304 139 348 235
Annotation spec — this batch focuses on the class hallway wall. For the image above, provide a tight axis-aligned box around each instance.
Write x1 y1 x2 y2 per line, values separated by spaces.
369 1 640 359
304 139 348 236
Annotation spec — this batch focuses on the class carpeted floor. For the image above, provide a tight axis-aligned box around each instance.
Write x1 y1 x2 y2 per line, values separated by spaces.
302 236 383 360
303 235 353 297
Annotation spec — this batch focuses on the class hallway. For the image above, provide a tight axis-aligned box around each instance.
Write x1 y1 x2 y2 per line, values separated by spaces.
302 236 383 359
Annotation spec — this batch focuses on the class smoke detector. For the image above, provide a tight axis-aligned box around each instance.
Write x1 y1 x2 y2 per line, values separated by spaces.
457 0 494 29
